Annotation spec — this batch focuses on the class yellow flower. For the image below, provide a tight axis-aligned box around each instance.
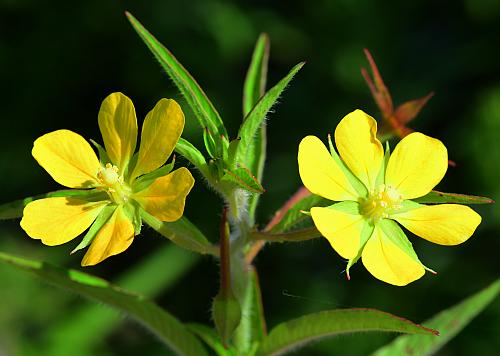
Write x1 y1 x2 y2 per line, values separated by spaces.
20 92 194 266
298 110 481 286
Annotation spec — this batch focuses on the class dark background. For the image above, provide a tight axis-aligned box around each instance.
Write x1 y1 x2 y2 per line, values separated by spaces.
1 0 499 355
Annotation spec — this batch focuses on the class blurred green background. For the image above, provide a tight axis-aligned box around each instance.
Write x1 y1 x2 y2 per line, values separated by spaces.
1 0 499 355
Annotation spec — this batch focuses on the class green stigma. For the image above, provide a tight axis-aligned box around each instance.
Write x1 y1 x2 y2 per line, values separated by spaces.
97 163 131 204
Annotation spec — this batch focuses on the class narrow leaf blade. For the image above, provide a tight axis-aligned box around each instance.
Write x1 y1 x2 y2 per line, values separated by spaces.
236 62 305 167
126 12 227 144
257 308 437 356
372 279 500 356
175 137 211 179
187 323 237 356
0 252 208 356
413 190 494 204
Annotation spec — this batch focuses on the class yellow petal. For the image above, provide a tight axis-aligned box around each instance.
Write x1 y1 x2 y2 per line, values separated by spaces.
130 99 184 181
132 167 194 222
361 225 425 286
81 206 134 266
32 130 100 188
392 204 481 245
20 197 107 246
385 132 448 199
298 136 358 201
98 92 138 173
311 206 364 259
334 110 384 191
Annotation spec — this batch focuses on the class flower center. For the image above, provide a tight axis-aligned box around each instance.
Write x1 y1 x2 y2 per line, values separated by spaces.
360 184 402 222
97 163 131 204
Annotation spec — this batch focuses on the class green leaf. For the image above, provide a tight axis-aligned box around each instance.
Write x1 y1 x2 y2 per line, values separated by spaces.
269 193 328 233
372 279 500 356
140 209 218 256
243 33 270 225
221 167 265 194
257 309 438 356
0 252 208 356
234 267 267 354
413 190 494 204
243 33 270 117
0 190 107 220
175 137 211 179
41 245 200 356
235 62 305 168
188 323 237 356
126 12 227 148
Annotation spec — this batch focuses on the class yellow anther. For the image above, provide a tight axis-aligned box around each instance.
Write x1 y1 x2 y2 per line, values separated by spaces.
360 184 402 221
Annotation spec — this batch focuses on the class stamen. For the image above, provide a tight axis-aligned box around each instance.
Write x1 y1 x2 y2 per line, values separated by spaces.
360 184 402 221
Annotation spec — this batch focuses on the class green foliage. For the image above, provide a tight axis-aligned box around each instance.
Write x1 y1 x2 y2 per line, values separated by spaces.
0 252 208 356
212 291 242 347
188 323 238 356
39 245 199 355
373 279 500 356
256 309 438 355
413 190 494 204
175 137 211 179
243 33 270 223
126 12 228 158
221 167 265 194
235 62 305 169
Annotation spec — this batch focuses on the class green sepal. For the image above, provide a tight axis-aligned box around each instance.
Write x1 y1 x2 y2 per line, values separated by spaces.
0 189 107 220
71 204 116 254
413 190 494 205
132 159 175 193
346 220 374 279
123 201 142 235
212 290 242 347
203 127 219 159
327 134 368 198
375 141 391 187
377 219 424 266
90 139 111 165
325 200 361 215
221 167 265 194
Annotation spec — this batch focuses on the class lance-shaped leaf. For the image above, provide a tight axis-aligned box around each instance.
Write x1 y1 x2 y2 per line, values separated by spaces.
0 252 208 356
126 12 227 150
175 137 211 179
233 267 267 354
235 62 305 167
413 190 494 205
243 33 270 224
372 279 500 356
221 167 265 194
256 308 438 356
0 190 106 220
141 210 218 256
41 245 200 356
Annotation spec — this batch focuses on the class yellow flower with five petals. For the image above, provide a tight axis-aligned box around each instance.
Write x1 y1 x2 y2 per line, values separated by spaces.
20 92 194 266
298 110 481 286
